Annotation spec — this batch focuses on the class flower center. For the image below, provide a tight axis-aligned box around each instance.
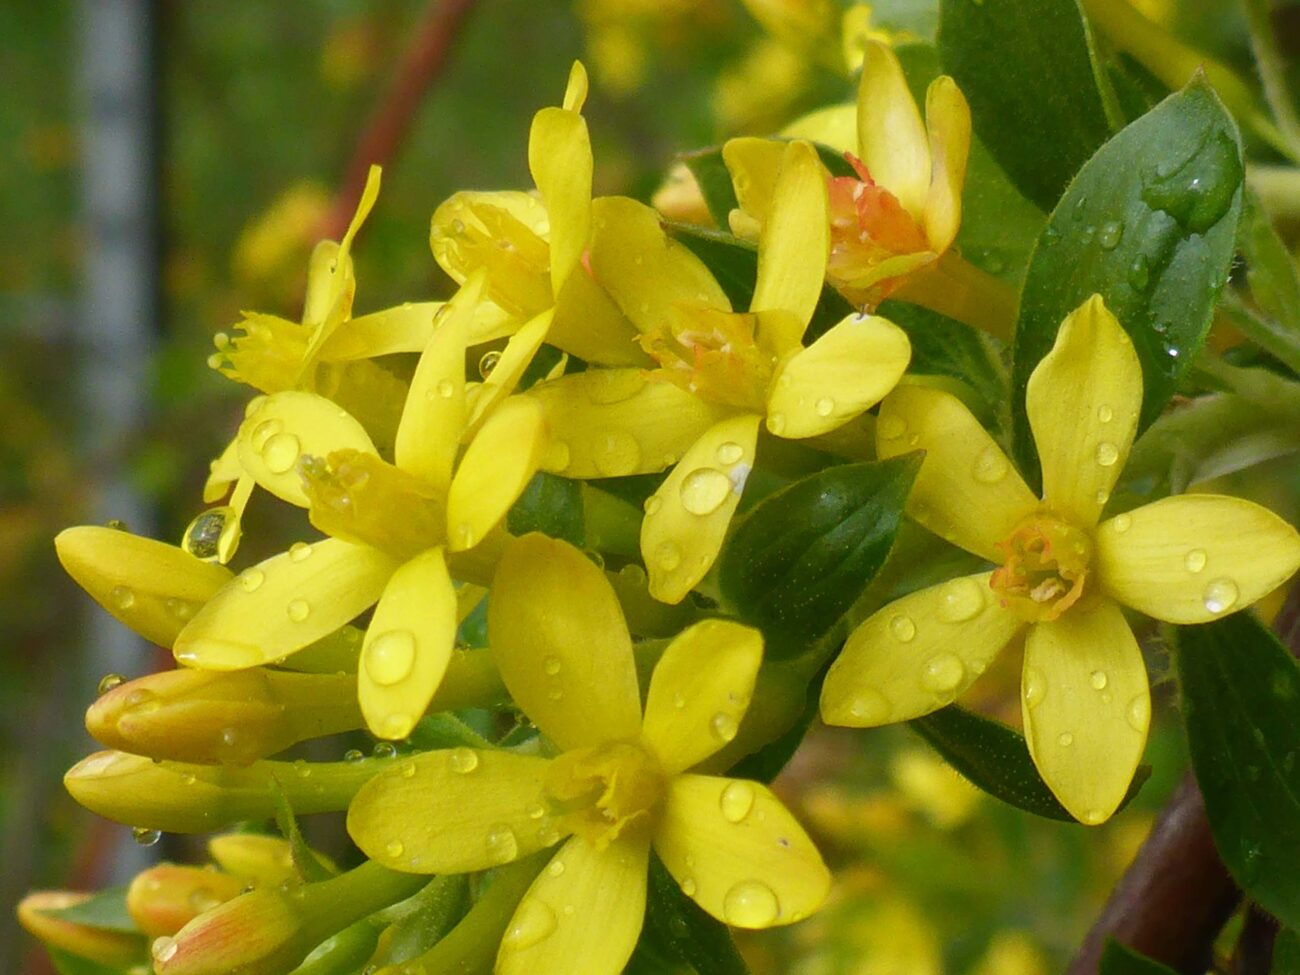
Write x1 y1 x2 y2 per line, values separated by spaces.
431 195 552 319
544 741 666 850
989 512 1093 622
209 313 309 394
638 306 774 411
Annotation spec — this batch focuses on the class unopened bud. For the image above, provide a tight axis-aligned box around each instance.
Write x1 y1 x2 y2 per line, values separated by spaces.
652 162 712 226
17 891 146 967
127 864 245 937
208 834 337 888
87 668 361 765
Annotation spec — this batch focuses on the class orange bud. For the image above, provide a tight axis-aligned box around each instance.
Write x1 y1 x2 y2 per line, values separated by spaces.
127 864 245 938
17 891 146 967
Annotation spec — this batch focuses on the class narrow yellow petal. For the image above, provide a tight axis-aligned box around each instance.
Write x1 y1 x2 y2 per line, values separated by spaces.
237 391 377 508
529 103 591 296
203 436 242 504
857 40 930 218
654 774 830 928
641 620 764 775
1096 495 1300 624
347 750 562 873
721 136 786 229
876 385 1038 562
641 414 761 605
562 60 589 112
316 302 445 361
921 76 971 253
527 368 729 478
751 141 829 354
487 534 642 750
821 573 1023 726
358 547 457 741
497 834 649 975
55 527 233 648
394 272 485 492
766 313 910 439
447 396 548 552
1022 600 1149 824
588 196 731 335
465 308 553 434
1028 295 1142 528
550 268 649 367
781 103 857 153
173 539 396 670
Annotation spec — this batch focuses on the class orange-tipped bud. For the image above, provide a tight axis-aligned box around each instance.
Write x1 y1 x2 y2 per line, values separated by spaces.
208 833 337 888
127 864 245 938
17 891 146 967
86 668 361 765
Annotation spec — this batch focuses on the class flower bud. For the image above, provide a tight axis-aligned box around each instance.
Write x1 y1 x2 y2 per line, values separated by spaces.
17 891 146 967
127 864 245 937
86 668 361 765
208 833 337 888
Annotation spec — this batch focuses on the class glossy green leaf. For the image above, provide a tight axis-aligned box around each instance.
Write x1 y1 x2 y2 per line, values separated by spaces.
1099 940 1179 975
718 457 920 659
1177 610 1300 930
1239 192 1300 376
938 0 1116 211
1275 927 1300 973
641 853 749 975
1011 80 1244 482
682 147 740 230
507 471 585 547
912 704 1151 822
44 887 137 934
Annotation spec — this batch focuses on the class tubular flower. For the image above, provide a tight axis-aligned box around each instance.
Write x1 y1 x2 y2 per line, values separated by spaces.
172 272 549 740
347 535 830 975
431 60 646 367
724 39 970 310
820 295 1300 823
528 139 910 603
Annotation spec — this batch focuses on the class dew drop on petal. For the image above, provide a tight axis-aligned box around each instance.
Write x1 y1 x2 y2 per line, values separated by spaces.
1082 809 1107 825
643 494 663 515
1202 578 1239 614
486 824 520 864
503 899 557 951
1057 732 1074 747
478 350 502 378
547 859 565 877
1127 695 1150 733
936 577 984 623
132 827 162 847
288 541 313 563
111 585 136 610
716 441 744 466
1184 549 1207 573
262 433 302 474
595 431 641 477
723 880 780 927
1023 667 1047 708
655 541 683 572
436 378 455 399
1097 404 1114 423
1095 442 1119 467
151 936 178 964
448 748 479 774
845 688 890 724
344 749 364 763
679 468 732 516
400 760 416 779
972 445 1009 484
815 397 835 418
543 655 562 676
681 877 698 897
250 418 282 451
710 711 738 743
238 569 264 592
286 599 311 623
98 673 125 696
385 839 405 859
889 615 916 642
767 412 787 436
1111 513 1132 534
1090 671 1108 691
921 653 966 693
720 781 755 823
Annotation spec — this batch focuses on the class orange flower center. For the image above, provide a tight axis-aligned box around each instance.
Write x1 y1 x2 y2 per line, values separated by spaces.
637 306 774 411
544 741 666 850
990 513 1093 622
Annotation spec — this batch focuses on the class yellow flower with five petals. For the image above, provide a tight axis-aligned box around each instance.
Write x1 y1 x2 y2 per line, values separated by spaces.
820 295 1300 823
347 534 830 975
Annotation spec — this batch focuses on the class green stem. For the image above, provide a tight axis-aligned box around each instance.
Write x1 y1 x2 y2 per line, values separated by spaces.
1248 164 1300 225
1190 352 1300 419
893 250 1019 342
1218 290 1300 377
1240 0 1300 158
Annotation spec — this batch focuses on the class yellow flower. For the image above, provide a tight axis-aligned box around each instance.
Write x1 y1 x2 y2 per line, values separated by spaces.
820 295 1300 823
529 139 910 603
724 40 970 310
347 534 831 975
173 273 549 740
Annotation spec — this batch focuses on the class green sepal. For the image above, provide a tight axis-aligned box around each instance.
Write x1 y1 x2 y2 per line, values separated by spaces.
42 887 138 935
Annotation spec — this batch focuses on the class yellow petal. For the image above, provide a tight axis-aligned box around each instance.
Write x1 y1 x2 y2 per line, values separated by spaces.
821 573 1023 726
316 302 445 361
465 308 553 434
347 749 562 873
237 391 377 508
55 527 233 648
497 834 649 975
358 547 457 741
527 369 728 478
487 534 642 750
562 60 589 112
640 620 764 775
173 539 396 670
394 273 484 492
857 41 930 218
876 385 1038 562
653 774 830 928
766 313 910 439
781 103 857 153
447 396 548 552
751 141 829 355
1028 295 1142 528
1022 599 1149 824
721 136 786 229
922 76 971 253
203 436 242 504
550 267 649 367
528 102 591 295
641 414 761 605
588 196 731 334
1096 494 1300 624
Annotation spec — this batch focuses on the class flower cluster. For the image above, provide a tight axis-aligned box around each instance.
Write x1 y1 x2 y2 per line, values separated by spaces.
20 36 1300 975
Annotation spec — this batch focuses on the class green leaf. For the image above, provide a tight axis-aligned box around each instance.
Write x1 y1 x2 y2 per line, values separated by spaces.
641 853 749 975
1275 927 1300 974
1239 192 1300 376
718 457 920 659
681 147 741 230
938 0 1116 211
1176 610 1300 930
1011 80 1244 483
43 887 137 934
1099 939 1179 974
911 704 1151 821
507 471 585 547
47 949 140 975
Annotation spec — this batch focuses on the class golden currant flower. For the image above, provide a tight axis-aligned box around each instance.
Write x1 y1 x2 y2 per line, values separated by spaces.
821 295 1300 823
347 535 830 975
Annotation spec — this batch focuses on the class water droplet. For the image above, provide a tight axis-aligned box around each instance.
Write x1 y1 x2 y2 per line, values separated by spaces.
723 880 780 927
720 781 755 823
286 598 311 622
1124 694 1150 734
385 839 405 859
436 378 455 399
546 859 566 878
1090 671 1108 691
1097 404 1114 423
486 824 520 864
1098 221 1123 250
1203 578 1238 614
546 685 563 701
1111 513 1132 534
250 418 282 451
716 442 744 466
381 714 411 739
1095 490 1110 505
679 468 733 516
238 568 264 592
344 749 365 763
182 508 232 561
710 712 738 743
936 577 985 623
288 541 313 563
889 615 916 642
262 433 301 474
1023 667 1047 708
1057 732 1074 747
97 673 125 695
815 397 835 418
527 803 546 820
922 653 966 693
373 741 397 759
845 688 889 724
152 936 178 963
1095 442 1119 467
595 430 641 477
111 585 136 610
1082 809 1106 825
133 827 161 847
972 445 1009 484
1184 549 1207 573
503 899 556 950
877 413 906 440
655 541 682 571
166 598 195 620
449 748 480 774
681 877 698 896
400 760 416 779
1127 255 1151 292
478 350 502 378
767 412 787 436
365 630 417 686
